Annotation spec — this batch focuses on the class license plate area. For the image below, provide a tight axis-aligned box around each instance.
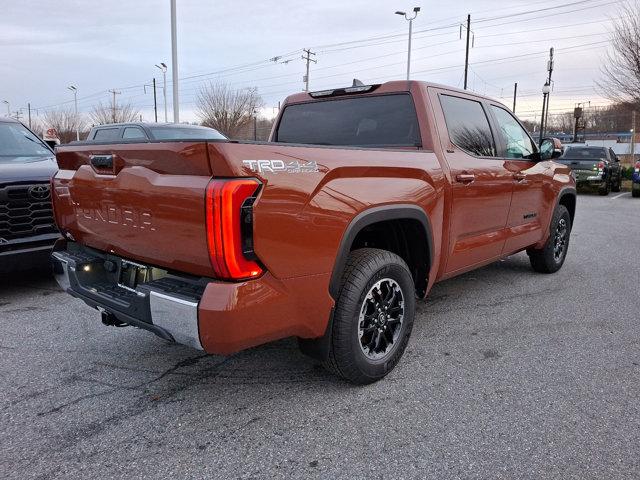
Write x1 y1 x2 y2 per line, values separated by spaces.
118 259 150 292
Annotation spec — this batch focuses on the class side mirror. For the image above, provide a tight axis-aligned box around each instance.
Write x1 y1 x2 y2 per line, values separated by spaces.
539 137 563 160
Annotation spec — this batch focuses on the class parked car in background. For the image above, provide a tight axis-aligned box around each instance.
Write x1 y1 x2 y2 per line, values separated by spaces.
50 81 576 384
42 128 61 149
557 145 622 195
633 160 640 198
85 123 227 142
0 117 59 273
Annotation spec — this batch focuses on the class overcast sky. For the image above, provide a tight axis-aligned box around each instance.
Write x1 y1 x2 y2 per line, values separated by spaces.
0 0 620 125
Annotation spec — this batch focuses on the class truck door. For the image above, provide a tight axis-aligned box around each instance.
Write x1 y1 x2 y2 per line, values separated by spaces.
487 104 548 254
433 91 514 274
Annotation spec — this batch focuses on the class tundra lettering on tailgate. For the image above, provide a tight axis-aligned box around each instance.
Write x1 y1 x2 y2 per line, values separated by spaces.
72 200 156 231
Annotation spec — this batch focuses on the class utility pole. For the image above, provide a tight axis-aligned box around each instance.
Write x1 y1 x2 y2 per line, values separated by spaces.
27 103 31 128
572 102 589 143
302 49 316 92
631 110 636 161
108 89 121 123
253 110 258 141
463 14 472 90
512 82 517 113
170 0 179 123
156 63 168 122
152 78 158 122
68 86 79 140
2 100 10 117
396 8 420 81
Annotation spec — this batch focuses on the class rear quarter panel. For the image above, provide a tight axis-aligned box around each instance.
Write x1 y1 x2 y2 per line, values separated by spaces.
208 142 446 284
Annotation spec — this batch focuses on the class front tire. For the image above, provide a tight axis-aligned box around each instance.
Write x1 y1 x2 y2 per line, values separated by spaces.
632 184 640 198
527 204 571 274
323 248 415 384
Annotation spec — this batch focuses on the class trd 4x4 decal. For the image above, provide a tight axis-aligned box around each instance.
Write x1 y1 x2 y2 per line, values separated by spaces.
242 159 319 174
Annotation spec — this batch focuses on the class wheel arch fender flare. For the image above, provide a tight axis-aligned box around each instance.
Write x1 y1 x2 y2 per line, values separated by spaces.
328 204 434 300
556 186 577 229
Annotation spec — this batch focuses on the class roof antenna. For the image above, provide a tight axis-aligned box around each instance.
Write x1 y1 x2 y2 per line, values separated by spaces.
352 78 365 87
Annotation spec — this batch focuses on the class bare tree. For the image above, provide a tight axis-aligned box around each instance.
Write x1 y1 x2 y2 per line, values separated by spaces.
547 111 575 133
43 108 87 144
90 102 140 125
196 82 264 138
599 2 640 105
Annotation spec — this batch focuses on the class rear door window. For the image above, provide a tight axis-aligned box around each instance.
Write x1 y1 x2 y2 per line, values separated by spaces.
275 94 421 147
93 128 121 141
122 127 147 140
439 95 496 157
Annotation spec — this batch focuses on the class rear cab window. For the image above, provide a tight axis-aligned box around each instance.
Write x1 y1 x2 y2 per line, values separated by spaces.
562 147 607 159
275 94 421 147
439 94 496 157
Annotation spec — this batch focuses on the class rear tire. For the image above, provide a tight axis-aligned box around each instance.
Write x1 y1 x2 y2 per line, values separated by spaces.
598 181 610 196
611 177 621 192
527 204 571 274
323 248 415 384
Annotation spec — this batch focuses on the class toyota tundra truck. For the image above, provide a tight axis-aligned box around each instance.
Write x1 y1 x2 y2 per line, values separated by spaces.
51 81 576 384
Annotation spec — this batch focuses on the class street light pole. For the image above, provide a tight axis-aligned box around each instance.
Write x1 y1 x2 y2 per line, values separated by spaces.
156 63 168 122
2 100 9 117
170 0 179 123
68 85 79 141
539 82 550 144
396 7 421 81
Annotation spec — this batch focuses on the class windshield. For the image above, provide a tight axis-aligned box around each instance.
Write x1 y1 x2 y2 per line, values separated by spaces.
150 126 226 140
562 147 607 159
0 122 52 162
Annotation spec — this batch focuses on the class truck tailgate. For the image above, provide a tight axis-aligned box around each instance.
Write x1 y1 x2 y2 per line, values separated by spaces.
53 142 215 277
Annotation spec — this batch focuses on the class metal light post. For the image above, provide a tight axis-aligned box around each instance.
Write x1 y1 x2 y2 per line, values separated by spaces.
68 85 79 141
2 100 9 117
170 0 179 123
539 82 550 144
155 62 168 122
395 7 420 81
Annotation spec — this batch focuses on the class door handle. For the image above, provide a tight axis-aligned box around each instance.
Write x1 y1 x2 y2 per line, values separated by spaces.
513 172 526 182
455 173 475 184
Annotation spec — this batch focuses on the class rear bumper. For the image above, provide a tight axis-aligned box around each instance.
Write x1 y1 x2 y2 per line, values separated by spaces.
52 248 203 349
52 242 333 355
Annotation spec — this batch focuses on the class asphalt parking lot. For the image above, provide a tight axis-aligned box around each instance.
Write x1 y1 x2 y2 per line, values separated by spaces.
1 192 639 479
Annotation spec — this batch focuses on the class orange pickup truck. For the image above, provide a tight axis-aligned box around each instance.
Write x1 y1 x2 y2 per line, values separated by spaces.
51 81 576 383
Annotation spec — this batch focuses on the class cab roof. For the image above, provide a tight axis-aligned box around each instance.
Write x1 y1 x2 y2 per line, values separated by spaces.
283 80 503 107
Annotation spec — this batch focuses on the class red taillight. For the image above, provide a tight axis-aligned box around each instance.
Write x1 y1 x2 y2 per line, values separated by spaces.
597 161 605 171
205 178 263 280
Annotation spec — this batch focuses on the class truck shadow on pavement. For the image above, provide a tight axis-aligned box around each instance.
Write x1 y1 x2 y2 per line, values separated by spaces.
7 255 537 416
4 251 577 463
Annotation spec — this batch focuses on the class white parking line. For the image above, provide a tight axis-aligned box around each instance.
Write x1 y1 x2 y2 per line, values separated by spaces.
611 192 631 199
